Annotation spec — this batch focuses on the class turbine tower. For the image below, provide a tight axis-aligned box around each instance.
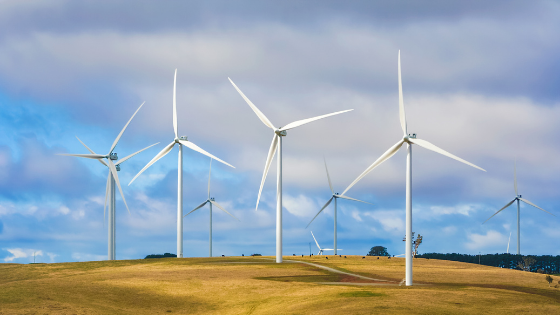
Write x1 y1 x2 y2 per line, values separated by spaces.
229 77 352 263
129 70 234 258
483 162 554 254
184 159 239 257
311 231 340 255
341 51 486 286
59 102 158 260
307 157 372 255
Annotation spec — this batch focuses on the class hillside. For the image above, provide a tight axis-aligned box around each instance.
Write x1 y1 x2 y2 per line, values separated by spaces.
1 256 559 314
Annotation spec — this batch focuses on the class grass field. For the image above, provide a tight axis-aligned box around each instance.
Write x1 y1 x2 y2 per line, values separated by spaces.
1 255 559 314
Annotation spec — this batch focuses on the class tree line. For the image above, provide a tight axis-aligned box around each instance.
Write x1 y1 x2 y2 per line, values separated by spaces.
417 253 560 274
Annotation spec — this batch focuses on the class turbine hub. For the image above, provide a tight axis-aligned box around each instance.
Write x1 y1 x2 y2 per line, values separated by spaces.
275 130 287 136
110 152 118 160
403 133 416 143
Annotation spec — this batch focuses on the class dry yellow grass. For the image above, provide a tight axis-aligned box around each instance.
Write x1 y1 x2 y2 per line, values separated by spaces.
1 255 559 314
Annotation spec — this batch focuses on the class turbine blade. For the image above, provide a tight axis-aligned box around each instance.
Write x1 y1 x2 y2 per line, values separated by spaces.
228 78 276 130
210 200 239 221
109 102 144 155
324 156 334 194
107 160 130 215
58 153 106 160
514 160 518 196
306 197 334 228
173 69 178 138
128 141 176 185
75 136 107 167
519 198 555 216
279 109 353 131
337 195 373 205
310 231 321 250
341 140 404 196
398 50 407 136
115 142 160 166
482 199 516 224
178 140 235 169
208 159 212 199
184 201 209 217
410 138 486 172
256 134 278 210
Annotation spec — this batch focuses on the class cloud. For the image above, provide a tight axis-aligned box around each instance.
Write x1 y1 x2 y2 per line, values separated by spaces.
465 230 507 250
283 194 319 218
3 248 42 262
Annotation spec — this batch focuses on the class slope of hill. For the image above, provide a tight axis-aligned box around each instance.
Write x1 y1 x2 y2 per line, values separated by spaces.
1 256 559 314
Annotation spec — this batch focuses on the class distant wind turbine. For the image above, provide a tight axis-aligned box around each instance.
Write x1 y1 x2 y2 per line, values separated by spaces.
229 77 352 263
307 157 372 255
129 70 234 259
483 162 554 254
341 51 486 286
59 102 158 260
184 159 239 257
311 231 340 255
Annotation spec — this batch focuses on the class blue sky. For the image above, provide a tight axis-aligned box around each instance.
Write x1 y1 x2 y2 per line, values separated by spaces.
1 0 560 263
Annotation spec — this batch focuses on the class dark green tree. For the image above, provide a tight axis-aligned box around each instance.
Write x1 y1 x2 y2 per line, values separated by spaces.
367 246 389 256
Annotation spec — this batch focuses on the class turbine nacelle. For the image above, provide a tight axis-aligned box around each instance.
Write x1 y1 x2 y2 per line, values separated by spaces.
275 130 287 136
110 152 118 160
175 136 188 143
403 133 417 143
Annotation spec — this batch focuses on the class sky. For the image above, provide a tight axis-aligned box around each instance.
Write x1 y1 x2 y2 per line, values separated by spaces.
1 0 560 263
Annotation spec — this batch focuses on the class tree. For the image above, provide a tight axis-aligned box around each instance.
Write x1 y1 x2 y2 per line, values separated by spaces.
517 256 536 271
546 275 553 287
367 246 389 256
402 232 423 257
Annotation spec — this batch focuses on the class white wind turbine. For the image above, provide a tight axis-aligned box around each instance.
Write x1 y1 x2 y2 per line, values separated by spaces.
184 159 239 257
59 102 158 260
341 51 486 286
129 70 234 258
483 162 554 254
307 157 372 255
228 77 353 263
311 231 340 255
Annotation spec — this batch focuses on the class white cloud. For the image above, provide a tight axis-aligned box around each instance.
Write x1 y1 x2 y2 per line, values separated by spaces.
283 194 319 218
363 210 404 233
71 252 106 262
3 248 42 262
465 230 507 250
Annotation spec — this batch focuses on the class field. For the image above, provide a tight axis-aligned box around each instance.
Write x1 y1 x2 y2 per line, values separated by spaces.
1 255 559 314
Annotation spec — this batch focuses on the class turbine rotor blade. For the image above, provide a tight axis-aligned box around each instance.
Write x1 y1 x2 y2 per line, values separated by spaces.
58 153 106 160
75 136 107 167
398 50 407 136
256 134 278 210
410 138 486 172
514 160 518 196
109 102 144 155
173 69 178 138
178 140 234 169
337 194 373 205
324 156 334 194
279 109 353 131
228 78 276 130
482 199 516 224
128 141 176 185
115 142 160 166
341 139 404 196
107 159 130 215
519 198 555 216
184 200 209 217
306 197 334 228
310 231 321 250
208 159 212 199
210 200 239 221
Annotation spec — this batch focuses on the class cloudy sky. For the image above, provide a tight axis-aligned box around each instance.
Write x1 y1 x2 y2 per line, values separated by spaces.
1 0 559 263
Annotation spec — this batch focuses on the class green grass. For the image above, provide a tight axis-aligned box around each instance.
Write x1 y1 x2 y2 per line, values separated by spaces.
1 255 559 314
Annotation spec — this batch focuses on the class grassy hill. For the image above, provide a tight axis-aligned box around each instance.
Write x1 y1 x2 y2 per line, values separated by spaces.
1 255 559 314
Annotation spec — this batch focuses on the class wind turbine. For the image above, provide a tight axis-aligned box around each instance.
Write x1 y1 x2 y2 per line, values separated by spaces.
306 157 372 255
59 102 158 260
129 69 234 259
311 231 340 255
228 77 352 263
483 162 554 254
340 51 486 286
184 159 239 257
